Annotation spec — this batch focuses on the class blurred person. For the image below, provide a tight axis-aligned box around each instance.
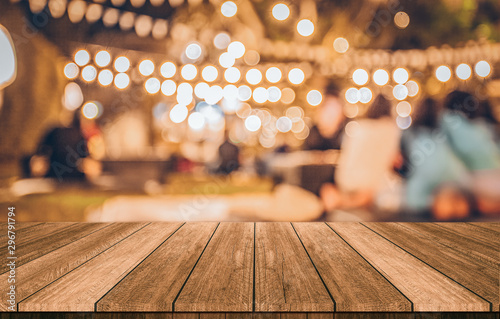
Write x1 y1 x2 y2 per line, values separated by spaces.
304 82 346 151
33 109 97 183
216 131 240 175
320 94 401 214
399 98 472 219
442 91 500 215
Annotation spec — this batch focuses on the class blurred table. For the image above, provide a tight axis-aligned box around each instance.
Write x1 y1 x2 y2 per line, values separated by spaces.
267 150 339 195
2 222 498 316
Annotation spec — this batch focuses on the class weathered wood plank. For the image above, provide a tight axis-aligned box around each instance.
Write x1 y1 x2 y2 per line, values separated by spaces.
0 223 76 257
0 223 111 274
0 223 148 311
401 223 498 269
328 222 491 312
254 223 333 312
363 222 499 309
174 222 254 312
292 223 411 312
468 223 500 233
18 223 183 311
435 223 500 246
97 222 218 312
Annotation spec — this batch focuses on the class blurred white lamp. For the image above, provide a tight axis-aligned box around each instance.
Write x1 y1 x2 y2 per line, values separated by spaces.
0 25 17 90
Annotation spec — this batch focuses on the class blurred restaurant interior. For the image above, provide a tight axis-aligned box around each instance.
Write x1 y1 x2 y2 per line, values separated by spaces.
0 0 499 222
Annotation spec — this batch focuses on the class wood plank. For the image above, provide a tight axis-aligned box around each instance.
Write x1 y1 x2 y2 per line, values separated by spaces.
292 223 411 312
0 223 76 254
435 223 500 246
0 223 111 274
468 223 500 233
18 223 183 312
401 223 498 269
97 222 218 312
0 223 148 311
0 222 42 235
174 222 253 312
363 223 499 309
254 223 333 312
327 222 491 312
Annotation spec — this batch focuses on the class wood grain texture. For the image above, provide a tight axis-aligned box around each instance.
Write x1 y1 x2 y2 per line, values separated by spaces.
292 223 411 312
174 222 254 312
97 222 218 312
363 222 499 309
0 223 148 311
0 223 76 261
254 223 333 312
468 222 500 233
0 223 111 274
18 223 183 312
328 222 491 312
400 223 498 269
435 223 500 246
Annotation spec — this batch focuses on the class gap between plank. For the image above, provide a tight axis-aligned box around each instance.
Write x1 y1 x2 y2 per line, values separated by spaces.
290 222 336 312
171 223 221 312
0 223 113 277
324 222 414 312
253 222 256 313
94 222 187 311
360 222 494 312
16 222 152 311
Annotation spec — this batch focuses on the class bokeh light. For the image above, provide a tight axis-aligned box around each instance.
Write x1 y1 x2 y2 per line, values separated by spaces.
405 80 419 97
185 43 202 60
276 116 292 133
139 59 155 76
266 67 282 83
214 33 231 50
219 52 236 68
221 1 237 18
352 69 369 85
160 62 176 78
63 82 84 111
288 68 305 85
475 61 491 78
114 72 130 89
181 64 198 81
272 3 290 21
170 104 189 123
82 102 101 119
393 84 409 100
161 80 176 96
267 86 282 103
373 69 389 86
114 56 130 72
188 112 206 130
281 88 295 104
297 19 314 37
82 65 97 82
396 101 412 117
238 85 252 101
456 63 472 80
245 115 262 132
224 67 241 83
228 41 246 59
202 65 218 82
345 87 360 104
74 49 90 66
253 87 268 104
396 115 412 130
98 69 113 86
95 50 111 67
435 65 452 82
359 87 372 104
393 68 409 84
307 90 322 106
333 37 349 53
246 69 263 85
64 63 79 80
394 11 410 29
195 82 210 99
145 77 161 94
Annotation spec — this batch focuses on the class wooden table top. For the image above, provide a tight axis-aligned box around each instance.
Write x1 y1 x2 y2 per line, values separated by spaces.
1 222 498 315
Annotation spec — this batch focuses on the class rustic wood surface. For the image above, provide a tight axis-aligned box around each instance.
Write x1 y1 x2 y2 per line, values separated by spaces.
0 222 497 314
